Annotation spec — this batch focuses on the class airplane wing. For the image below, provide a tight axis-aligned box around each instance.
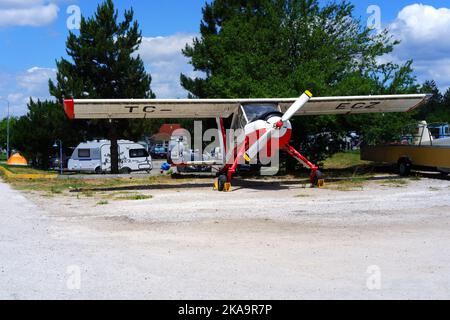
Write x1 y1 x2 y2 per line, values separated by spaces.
280 94 430 116
63 98 240 119
63 94 430 119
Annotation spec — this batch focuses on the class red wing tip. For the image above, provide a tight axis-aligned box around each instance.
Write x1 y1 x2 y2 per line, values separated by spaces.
63 99 75 119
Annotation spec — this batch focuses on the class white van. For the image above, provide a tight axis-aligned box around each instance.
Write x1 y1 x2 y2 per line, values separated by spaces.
68 140 152 174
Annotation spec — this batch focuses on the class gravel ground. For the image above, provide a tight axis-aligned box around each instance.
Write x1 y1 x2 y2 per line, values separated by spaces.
0 175 449 299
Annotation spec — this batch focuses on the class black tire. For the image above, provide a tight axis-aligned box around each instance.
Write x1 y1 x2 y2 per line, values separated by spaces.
94 167 102 174
120 167 131 174
398 159 411 177
217 175 227 192
312 170 323 186
438 170 449 176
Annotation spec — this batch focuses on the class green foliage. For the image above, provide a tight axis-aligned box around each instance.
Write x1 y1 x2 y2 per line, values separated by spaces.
49 0 155 172
4 0 450 172
416 81 450 124
0 116 17 151
50 0 153 100
10 99 82 168
182 0 413 98
182 0 421 161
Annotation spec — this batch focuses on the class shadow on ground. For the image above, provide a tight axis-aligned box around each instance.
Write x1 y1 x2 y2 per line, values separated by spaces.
70 163 449 193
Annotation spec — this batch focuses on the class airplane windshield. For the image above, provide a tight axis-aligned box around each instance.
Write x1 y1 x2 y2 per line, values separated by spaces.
242 104 278 122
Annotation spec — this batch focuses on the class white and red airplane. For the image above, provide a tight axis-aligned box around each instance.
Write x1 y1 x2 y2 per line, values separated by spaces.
63 91 429 191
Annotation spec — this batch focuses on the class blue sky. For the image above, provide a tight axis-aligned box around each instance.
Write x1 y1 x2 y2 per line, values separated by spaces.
1 0 450 117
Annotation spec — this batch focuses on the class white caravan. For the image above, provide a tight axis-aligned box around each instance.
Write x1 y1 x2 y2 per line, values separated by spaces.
68 140 152 174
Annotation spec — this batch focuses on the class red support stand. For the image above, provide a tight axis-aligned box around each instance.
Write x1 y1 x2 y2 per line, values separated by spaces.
223 137 248 182
283 144 320 184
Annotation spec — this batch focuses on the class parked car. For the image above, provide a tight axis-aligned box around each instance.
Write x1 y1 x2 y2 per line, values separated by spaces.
150 144 168 159
68 140 152 174
49 147 74 170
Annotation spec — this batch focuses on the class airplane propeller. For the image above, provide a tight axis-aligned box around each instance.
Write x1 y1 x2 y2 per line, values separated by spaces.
244 90 312 162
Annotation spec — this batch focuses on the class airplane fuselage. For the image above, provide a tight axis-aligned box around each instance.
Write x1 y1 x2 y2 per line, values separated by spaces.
244 115 293 157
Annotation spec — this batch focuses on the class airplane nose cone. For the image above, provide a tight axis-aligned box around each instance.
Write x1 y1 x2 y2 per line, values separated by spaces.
265 116 291 139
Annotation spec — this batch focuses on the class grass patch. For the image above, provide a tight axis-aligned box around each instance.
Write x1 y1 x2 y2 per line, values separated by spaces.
323 177 367 191
50 186 63 194
379 179 409 188
113 194 153 201
42 193 55 198
0 164 51 175
96 200 109 206
81 190 94 197
4 175 174 194
321 150 377 180
429 187 440 191
99 191 153 201
6 178 89 193
295 194 310 198
323 150 371 170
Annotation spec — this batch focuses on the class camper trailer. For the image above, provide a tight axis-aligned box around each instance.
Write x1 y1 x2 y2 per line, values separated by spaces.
362 121 450 176
68 140 152 174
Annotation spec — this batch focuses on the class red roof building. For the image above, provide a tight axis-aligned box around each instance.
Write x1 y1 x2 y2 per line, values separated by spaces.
151 124 182 143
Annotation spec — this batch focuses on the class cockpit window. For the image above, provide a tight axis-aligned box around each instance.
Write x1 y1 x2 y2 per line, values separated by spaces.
242 104 278 122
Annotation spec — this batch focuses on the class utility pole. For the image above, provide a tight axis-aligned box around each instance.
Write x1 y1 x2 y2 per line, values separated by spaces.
0 98 10 159
6 99 10 159
59 140 63 175
53 140 63 175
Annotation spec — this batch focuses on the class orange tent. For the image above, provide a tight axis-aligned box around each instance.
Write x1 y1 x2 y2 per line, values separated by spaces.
6 153 28 166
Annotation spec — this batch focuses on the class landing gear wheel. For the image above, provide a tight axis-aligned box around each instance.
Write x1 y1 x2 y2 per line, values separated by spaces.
398 159 411 177
120 167 131 174
438 170 449 177
217 175 227 192
311 170 324 187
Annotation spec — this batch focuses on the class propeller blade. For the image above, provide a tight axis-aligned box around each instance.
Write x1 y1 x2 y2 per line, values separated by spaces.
243 90 312 162
281 90 313 122
244 127 275 161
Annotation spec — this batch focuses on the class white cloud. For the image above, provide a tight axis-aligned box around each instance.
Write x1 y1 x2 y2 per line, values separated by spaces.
0 1 59 27
137 33 203 98
138 34 196 62
0 1 45 8
0 67 56 117
17 66 56 92
388 4 450 90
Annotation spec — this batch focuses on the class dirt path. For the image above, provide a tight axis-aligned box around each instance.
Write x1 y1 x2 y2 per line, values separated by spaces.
1 176 450 299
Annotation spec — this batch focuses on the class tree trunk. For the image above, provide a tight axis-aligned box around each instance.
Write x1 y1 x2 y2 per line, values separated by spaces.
109 121 119 174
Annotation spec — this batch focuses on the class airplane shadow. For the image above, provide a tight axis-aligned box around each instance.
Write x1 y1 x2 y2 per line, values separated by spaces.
71 166 449 193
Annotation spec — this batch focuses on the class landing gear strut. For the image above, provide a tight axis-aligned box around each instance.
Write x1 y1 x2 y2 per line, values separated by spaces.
311 169 324 188
214 140 324 191
284 144 324 188
214 138 249 192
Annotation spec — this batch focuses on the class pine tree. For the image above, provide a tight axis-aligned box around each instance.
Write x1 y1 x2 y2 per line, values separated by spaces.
181 0 419 160
418 83 450 124
181 0 407 99
12 99 81 168
50 0 154 173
